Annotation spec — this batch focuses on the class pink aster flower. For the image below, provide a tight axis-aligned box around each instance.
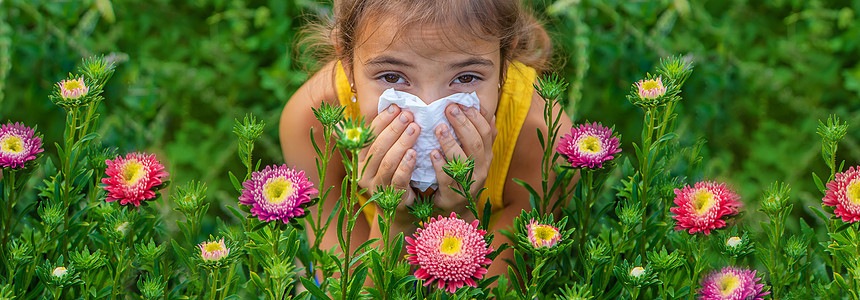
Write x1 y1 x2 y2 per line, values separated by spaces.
635 76 667 100
198 238 230 262
405 212 493 293
527 220 560 249
57 77 89 100
823 166 860 223
0 122 44 169
101 152 169 206
238 165 317 223
557 122 622 169
670 181 741 235
698 267 769 300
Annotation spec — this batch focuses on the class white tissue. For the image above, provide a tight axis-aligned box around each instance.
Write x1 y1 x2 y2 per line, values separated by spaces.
377 88 481 191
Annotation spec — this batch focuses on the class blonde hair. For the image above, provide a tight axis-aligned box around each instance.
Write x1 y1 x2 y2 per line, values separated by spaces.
303 0 552 74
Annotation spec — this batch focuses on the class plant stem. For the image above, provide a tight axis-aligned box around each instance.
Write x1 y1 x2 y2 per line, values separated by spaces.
340 149 360 300
209 269 220 300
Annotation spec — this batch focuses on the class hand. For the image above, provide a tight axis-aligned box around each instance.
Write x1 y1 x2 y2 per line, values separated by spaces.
431 104 497 218
357 105 419 224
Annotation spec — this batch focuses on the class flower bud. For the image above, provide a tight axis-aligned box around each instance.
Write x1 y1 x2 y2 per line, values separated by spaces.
534 73 568 102
137 274 166 300
52 267 68 278
70 248 105 271
335 117 374 151
785 235 807 259
371 185 405 215
312 102 345 128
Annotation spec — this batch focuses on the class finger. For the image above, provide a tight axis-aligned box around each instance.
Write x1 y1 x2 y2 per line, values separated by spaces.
461 105 493 144
392 149 417 207
376 122 420 184
445 104 484 157
358 105 400 162
430 149 456 210
361 110 414 177
436 123 467 161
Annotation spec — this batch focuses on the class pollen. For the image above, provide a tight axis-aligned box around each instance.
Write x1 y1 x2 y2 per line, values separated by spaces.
439 236 462 255
1 136 23 153
264 178 295 204
577 136 602 153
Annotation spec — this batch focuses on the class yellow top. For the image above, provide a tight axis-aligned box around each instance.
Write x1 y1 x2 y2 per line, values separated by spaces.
335 61 536 226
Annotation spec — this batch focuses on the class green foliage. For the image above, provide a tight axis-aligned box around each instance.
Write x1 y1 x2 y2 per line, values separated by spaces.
2 0 860 299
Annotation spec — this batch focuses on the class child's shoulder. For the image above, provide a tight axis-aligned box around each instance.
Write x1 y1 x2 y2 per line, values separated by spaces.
280 61 341 162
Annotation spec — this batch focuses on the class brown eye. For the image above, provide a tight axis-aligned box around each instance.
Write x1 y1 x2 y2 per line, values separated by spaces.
455 75 477 84
383 74 403 83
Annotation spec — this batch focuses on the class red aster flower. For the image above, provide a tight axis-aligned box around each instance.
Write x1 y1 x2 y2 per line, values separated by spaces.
670 181 741 235
238 165 317 223
102 152 169 206
823 166 860 223
557 122 622 169
0 122 44 169
405 212 493 293
699 267 769 300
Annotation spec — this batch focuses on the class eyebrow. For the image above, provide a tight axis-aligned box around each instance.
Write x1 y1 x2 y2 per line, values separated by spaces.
366 56 415 68
449 57 495 69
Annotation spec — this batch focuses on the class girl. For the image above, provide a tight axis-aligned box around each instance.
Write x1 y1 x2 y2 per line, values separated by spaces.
280 0 572 278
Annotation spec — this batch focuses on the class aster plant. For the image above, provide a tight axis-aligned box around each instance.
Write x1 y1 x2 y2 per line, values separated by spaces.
508 209 574 299
620 55 695 257
0 122 44 255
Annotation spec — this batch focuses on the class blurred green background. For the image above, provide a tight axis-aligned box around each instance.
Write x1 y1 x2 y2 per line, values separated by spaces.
1 0 858 231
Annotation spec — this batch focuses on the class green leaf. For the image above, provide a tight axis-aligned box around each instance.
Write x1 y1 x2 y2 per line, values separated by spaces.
72 132 100 150
249 271 265 290
833 273 849 292
812 172 827 194
347 266 369 300
536 127 546 150
300 277 331 300
836 222 854 233
229 172 243 193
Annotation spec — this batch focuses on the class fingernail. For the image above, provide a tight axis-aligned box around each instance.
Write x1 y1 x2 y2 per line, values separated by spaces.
388 105 396 114
438 125 449 137
465 107 476 117
407 150 415 160
406 124 415 135
432 151 441 160
451 106 461 116
399 113 409 123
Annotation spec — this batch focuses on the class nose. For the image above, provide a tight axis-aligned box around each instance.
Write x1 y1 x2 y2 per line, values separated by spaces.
414 89 454 105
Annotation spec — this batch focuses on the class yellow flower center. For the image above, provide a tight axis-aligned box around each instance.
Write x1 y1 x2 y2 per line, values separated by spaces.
717 274 740 295
122 161 145 185
692 190 716 214
64 80 83 90
578 136 602 153
264 177 295 204
346 128 362 142
204 242 225 252
848 180 860 205
532 225 559 245
0 136 23 153
641 80 661 91
439 236 462 255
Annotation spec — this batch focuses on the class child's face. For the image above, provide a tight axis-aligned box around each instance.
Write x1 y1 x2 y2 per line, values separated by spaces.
347 18 503 120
